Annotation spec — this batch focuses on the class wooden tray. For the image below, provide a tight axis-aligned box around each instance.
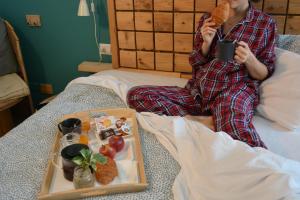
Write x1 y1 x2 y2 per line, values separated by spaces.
38 108 147 200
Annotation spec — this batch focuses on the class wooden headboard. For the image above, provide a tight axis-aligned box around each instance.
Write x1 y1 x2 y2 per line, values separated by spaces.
107 0 300 78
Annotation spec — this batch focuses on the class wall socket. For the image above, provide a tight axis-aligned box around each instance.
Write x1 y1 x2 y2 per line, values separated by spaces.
25 15 41 27
99 43 111 55
40 83 53 94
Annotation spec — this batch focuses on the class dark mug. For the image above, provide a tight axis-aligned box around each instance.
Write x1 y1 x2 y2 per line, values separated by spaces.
58 118 82 135
61 143 89 181
216 39 236 61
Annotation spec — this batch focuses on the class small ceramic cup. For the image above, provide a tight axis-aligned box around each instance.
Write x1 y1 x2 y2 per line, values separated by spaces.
60 143 89 181
58 118 82 135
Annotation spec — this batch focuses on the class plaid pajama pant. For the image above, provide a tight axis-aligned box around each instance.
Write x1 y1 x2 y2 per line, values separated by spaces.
127 85 266 148
127 86 202 116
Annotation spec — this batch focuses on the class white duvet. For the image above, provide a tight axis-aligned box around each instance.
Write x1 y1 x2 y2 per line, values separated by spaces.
68 70 300 200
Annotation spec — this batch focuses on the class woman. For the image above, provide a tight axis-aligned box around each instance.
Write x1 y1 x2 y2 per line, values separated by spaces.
127 0 277 148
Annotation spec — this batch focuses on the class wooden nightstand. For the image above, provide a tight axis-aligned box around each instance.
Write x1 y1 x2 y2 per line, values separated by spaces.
78 61 113 73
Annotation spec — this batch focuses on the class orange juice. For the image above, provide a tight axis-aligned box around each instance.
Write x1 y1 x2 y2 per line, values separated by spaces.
80 121 90 145
82 121 91 132
79 134 89 145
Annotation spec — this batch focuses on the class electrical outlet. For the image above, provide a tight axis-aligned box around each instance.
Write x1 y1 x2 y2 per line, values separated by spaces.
40 83 53 94
25 15 41 27
99 43 111 55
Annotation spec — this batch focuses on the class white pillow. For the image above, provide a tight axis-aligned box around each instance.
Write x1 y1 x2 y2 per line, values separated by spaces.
257 48 300 130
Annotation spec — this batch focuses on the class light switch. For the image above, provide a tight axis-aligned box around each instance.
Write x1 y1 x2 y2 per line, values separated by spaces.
26 15 41 27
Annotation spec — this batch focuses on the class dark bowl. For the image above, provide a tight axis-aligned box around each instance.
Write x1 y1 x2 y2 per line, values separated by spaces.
61 143 89 160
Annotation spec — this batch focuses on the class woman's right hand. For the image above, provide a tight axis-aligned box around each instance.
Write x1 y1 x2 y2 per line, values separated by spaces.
200 17 217 45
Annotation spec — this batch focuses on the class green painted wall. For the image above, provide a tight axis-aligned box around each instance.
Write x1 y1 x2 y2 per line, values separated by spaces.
0 0 111 106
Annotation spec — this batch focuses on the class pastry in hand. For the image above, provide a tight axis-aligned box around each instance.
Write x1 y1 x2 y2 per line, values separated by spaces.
211 1 230 28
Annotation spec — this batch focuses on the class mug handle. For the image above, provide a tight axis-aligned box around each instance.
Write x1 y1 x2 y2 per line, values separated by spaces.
58 123 63 132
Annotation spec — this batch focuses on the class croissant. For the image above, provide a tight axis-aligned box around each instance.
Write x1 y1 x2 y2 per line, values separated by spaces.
95 157 118 185
211 1 230 28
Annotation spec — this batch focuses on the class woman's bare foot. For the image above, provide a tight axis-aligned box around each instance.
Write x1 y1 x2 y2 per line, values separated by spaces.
185 115 215 131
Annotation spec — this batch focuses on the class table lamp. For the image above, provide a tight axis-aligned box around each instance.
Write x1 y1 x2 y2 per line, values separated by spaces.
77 0 103 62
78 0 90 16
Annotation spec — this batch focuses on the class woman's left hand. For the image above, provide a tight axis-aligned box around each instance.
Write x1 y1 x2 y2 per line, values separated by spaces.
234 41 254 65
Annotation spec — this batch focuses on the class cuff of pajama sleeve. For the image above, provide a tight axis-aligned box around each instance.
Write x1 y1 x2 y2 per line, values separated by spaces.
265 63 275 79
189 49 209 67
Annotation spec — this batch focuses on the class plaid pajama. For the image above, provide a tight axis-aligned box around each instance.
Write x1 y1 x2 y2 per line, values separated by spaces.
127 3 276 148
127 86 202 116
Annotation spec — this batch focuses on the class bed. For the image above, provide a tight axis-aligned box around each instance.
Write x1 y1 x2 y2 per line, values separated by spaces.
1 42 300 199
1 0 300 199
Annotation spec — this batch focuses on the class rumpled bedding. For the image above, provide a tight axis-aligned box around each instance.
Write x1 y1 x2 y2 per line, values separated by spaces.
0 84 179 200
142 114 300 200
69 72 300 200
0 34 299 200
277 35 300 54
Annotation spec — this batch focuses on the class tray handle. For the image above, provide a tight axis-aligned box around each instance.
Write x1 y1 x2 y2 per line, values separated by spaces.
81 190 107 197
51 153 62 171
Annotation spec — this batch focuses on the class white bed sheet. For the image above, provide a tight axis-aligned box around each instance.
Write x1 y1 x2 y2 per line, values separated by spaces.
254 115 300 162
69 70 300 199
78 69 300 161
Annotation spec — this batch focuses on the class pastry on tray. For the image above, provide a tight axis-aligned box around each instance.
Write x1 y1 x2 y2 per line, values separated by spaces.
95 157 118 185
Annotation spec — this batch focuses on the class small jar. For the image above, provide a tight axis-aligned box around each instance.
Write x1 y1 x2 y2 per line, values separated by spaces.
73 166 95 189
60 132 80 149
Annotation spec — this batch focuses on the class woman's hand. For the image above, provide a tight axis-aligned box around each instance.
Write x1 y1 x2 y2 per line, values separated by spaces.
200 17 217 45
235 41 268 80
200 17 217 56
234 41 254 65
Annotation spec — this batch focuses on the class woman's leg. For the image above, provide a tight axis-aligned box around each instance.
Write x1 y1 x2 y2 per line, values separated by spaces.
211 86 266 148
127 86 202 116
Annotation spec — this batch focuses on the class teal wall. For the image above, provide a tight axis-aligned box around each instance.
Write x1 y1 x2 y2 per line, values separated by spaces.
0 0 111 106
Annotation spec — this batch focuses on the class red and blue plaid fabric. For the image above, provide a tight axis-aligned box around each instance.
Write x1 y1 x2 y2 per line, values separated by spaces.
187 3 277 111
127 3 277 148
127 86 202 116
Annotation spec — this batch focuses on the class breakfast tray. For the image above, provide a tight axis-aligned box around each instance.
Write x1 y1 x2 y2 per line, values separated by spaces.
38 108 147 200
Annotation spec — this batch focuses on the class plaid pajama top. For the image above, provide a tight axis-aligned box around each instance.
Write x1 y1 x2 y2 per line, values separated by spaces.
186 4 277 112
127 3 277 147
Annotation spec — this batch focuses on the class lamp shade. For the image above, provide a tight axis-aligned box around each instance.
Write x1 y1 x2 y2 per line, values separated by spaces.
78 0 90 16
